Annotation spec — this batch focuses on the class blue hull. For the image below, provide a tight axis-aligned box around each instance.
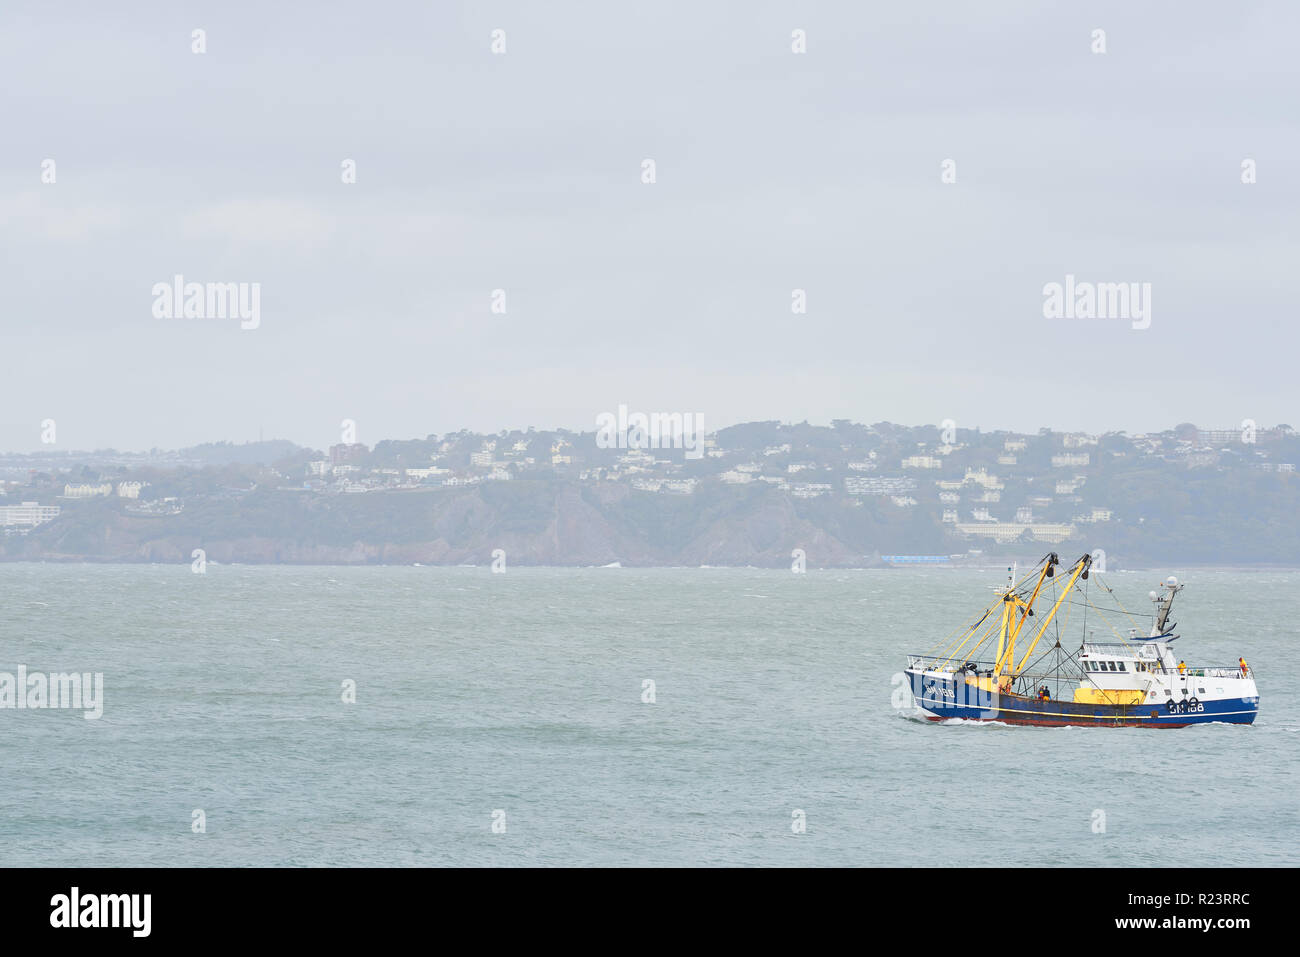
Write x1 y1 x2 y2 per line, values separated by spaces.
908 671 1258 727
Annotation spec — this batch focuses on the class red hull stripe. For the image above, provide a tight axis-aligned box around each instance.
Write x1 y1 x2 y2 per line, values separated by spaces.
925 715 1200 728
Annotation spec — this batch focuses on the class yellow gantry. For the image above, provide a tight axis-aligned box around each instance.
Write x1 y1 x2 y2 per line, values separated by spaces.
925 553 1095 689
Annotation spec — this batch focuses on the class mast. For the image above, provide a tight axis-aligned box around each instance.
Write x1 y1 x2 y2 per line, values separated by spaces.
1150 576 1182 636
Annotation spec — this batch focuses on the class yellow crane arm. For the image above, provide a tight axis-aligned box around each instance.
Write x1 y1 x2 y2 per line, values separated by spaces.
1008 556 1056 643
994 597 1029 675
1013 554 1091 676
994 555 1058 675
992 597 1014 672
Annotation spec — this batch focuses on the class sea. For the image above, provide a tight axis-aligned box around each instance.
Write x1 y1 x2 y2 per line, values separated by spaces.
1 564 1294 867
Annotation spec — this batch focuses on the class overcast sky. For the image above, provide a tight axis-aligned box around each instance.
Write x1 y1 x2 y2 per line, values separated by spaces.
2 1 1297 453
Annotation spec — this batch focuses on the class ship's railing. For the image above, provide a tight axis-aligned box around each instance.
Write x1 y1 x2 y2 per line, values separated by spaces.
906 654 1000 672
1180 665 1252 679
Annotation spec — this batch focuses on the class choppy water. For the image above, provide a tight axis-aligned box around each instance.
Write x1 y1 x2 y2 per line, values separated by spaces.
0 564 1294 866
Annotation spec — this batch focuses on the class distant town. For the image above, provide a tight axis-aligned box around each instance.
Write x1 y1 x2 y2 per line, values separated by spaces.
1 420 1297 567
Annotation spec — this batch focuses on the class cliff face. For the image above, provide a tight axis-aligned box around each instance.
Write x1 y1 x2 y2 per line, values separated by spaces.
0 481 882 567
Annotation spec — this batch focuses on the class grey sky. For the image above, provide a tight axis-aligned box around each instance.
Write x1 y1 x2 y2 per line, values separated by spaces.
3 1 1297 453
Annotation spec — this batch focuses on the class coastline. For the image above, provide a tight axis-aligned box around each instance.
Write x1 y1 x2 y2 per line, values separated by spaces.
2 559 1298 572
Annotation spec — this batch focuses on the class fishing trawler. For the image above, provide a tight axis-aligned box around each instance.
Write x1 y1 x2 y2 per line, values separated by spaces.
904 553 1259 727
